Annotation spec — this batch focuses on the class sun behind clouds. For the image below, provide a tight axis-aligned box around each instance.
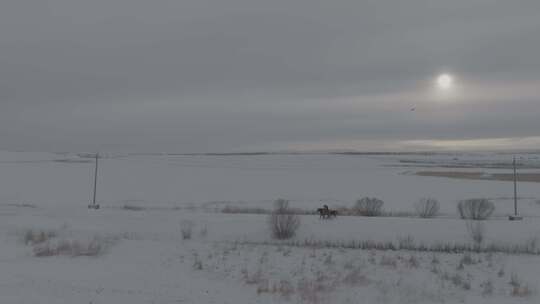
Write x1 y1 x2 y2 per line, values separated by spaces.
436 74 454 90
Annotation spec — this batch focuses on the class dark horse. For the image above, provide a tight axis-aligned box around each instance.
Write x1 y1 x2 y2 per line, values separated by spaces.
317 206 337 219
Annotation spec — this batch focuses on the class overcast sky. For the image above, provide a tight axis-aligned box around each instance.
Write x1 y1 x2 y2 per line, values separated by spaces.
2 0 540 152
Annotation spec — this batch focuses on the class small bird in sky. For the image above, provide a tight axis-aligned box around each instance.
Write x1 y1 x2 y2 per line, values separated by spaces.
410 107 416 111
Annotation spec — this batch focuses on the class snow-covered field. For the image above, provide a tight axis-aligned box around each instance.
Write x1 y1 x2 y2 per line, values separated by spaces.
1 151 540 303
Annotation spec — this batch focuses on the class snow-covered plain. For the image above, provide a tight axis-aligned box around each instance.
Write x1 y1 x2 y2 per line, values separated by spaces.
1 151 540 303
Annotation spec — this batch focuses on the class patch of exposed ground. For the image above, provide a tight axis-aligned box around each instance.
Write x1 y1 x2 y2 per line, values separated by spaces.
415 171 540 183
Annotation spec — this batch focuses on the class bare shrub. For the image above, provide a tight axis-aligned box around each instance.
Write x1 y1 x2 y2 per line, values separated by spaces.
414 198 440 218
180 220 194 240
354 197 384 216
466 221 485 248
457 199 495 220
268 199 300 240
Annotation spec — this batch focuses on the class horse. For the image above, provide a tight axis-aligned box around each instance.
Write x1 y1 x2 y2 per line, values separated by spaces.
317 207 338 219
316 208 326 219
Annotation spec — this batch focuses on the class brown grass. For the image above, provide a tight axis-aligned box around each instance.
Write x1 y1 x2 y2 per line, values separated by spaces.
33 238 105 257
23 229 57 245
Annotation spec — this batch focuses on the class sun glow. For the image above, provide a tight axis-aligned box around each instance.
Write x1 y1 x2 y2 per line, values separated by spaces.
436 74 454 90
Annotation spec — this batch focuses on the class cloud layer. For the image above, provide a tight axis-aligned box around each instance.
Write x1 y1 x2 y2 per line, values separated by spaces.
1 0 540 152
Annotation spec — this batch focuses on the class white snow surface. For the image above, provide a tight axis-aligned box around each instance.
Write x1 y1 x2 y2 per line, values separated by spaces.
1 151 540 303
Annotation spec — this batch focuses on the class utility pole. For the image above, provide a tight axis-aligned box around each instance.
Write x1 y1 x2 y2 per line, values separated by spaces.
509 156 522 220
89 153 101 209
513 156 517 215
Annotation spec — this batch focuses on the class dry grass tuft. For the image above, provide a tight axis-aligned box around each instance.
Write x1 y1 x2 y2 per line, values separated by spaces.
466 221 485 247
23 229 57 245
379 255 397 268
481 279 494 296
342 267 370 286
180 220 194 240
33 237 105 257
122 204 146 211
509 273 534 297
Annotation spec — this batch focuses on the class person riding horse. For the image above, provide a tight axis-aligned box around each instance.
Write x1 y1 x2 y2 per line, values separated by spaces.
317 204 337 219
